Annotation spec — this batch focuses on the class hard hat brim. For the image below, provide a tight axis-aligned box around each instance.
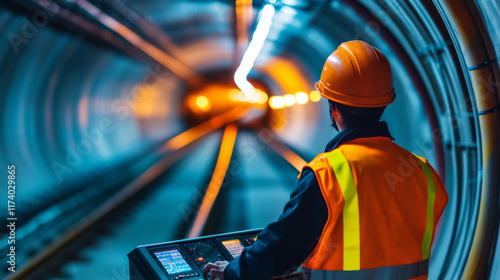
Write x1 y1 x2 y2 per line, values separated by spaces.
315 81 396 108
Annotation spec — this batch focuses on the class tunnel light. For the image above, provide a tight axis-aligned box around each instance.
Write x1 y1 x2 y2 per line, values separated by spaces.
234 4 276 99
269 96 285 109
284 94 296 106
231 88 268 105
188 125 238 238
236 91 247 102
229 89 241 101
256 90 269 104
196 96 211 111
295 92 309 104
247 89 269 104
310 90 322 102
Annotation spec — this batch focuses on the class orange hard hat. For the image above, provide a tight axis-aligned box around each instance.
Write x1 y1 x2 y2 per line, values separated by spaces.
315 40 395 107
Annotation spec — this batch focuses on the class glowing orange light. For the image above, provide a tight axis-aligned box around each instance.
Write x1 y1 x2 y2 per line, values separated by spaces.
269 96 285 109
164 106 248 151
237 91 247 102
256 90 269 104
310 91 322 102
229 89 241 101
245 89 268 104
261 58 310 95
188 125 238 238
134 85 170 118
196 96 211 111
295 92 309 104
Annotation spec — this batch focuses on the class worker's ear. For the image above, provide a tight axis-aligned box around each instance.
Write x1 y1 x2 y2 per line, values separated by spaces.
328 101 340 131
329 102 339 116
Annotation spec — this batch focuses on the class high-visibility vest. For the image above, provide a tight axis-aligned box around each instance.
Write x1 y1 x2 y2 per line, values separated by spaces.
300 136 448 280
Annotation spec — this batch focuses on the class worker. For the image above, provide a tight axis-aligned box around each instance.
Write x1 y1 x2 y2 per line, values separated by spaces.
203 40 448 280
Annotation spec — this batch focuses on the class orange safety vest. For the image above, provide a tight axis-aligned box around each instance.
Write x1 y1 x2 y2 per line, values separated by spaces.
299 136 448 280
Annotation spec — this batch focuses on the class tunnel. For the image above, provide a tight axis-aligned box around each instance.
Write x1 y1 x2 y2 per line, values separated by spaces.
0 0 499 279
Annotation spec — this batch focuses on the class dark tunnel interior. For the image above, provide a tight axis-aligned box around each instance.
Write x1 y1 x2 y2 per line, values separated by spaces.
0 0 499 279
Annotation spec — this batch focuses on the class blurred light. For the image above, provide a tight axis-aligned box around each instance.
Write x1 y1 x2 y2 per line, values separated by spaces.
234 4 275 99
165 106 249 151
196 96 211 111
262 58 310 97
229 89 240 101
78 97 89 128
247 89 269 104
188 125 238 238
256 90 269 104
235 0 252 59
231 89 269 105
237 91 247 102
295 92 309 104
269 96 285 109
134 85 170 118
310 90 322 102
281 6 297 16
284 94 296 106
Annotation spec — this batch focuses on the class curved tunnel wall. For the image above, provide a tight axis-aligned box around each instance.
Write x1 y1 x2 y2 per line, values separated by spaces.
0 7 186 204
0 0 499 279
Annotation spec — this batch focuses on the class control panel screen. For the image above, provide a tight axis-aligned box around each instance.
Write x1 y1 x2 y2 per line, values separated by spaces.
154 249 193 275
222 239 245 258
244 236 258 246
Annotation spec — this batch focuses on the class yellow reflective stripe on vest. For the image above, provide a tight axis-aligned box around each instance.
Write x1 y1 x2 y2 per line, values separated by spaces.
326 150 360 270
420 160 437 260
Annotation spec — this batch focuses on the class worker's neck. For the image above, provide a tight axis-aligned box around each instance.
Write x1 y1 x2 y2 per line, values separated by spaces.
333 119 348 131
337 123 348 131
338 122 384 132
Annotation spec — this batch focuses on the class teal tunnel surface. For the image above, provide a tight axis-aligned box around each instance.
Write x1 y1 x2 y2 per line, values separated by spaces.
0 0 499 279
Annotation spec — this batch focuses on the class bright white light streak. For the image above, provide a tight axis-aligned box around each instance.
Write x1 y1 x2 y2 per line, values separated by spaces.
284 94 296 106
234 4 275 98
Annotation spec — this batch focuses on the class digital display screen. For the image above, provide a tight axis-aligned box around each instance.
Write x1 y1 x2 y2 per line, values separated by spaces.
154 249 193 275
222 239 245 258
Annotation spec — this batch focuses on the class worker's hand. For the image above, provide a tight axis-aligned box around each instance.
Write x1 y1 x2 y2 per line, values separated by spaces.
203 261 229 280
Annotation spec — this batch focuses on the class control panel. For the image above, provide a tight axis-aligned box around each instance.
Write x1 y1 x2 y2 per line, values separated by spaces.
128 229 261 280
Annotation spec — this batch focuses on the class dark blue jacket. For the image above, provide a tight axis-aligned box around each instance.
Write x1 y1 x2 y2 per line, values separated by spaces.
224 122 394 280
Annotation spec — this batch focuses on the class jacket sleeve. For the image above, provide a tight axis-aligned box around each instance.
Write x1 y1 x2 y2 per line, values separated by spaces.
223 168 328 280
